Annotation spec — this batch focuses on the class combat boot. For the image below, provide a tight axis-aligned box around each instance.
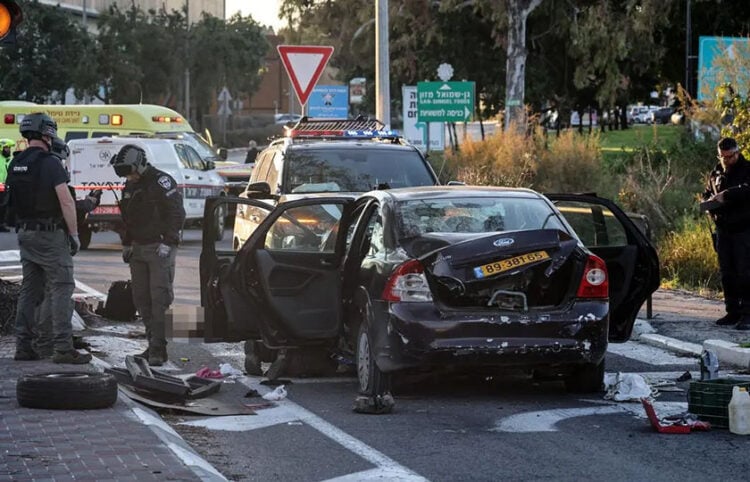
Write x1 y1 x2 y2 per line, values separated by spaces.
148 346 168 367
716 313 740 326
53 350 92 364
14 347 40 361
734 315 750 331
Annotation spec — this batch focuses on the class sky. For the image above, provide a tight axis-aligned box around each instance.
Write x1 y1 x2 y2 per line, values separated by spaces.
226 0 283 31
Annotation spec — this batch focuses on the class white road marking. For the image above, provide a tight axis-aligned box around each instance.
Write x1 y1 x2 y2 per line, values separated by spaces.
492 400 689 433
183 375 426 481
607 341 699 366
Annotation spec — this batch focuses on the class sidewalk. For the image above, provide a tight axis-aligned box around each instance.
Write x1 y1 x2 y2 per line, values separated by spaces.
0 338 224 481
638 289 750 369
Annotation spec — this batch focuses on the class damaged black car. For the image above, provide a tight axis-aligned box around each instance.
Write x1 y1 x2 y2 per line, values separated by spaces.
199 186 659 401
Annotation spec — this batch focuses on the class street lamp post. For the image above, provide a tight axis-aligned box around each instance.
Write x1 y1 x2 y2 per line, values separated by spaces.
375 0 390 128
685 0 691 97
185 0 191 121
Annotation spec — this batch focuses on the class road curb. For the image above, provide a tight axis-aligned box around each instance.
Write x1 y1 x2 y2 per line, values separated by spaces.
704 339 750 371
638 334 703 357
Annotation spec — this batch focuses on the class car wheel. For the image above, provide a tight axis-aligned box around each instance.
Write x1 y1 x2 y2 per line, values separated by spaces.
17 372 118 410
564 359 605 393
79 226 92 250
357 320 391 397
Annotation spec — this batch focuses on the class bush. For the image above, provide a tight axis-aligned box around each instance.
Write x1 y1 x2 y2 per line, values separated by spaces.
658 216 720 294
444 126 601 193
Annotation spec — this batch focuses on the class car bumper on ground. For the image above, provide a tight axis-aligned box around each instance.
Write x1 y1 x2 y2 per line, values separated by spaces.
372 300 609 372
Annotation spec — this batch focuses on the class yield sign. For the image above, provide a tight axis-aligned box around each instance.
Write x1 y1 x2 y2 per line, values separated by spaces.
277 45 334 106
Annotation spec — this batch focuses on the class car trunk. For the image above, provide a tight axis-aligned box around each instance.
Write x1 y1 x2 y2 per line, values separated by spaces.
406 229 585 310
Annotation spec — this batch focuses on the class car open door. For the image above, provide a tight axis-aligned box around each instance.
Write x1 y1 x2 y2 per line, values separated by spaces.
547 194 660 342
201 195 354 346
200 196 275 342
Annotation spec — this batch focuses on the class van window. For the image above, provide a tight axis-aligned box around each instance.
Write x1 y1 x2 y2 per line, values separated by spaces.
92 132 119 138
183 146 205 170
266 152 281 193
174 144 195 170
252 152 272 183
65 132 88 141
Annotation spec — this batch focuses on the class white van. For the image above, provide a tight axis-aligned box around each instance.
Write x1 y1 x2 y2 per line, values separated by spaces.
68 137 227 249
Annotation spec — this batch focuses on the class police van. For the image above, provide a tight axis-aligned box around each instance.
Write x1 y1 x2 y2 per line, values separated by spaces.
68 137 228 249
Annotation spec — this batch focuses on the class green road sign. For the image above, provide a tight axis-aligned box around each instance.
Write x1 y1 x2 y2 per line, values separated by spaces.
417 81 475 122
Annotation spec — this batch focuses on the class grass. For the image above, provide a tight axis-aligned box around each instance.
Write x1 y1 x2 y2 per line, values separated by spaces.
599 124 684 162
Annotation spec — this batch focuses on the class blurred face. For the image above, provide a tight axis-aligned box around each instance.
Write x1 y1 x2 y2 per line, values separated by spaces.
718 148 739 169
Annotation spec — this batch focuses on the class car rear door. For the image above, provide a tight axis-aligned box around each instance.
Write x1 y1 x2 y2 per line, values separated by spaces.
200 195 353 346
546 194 660 342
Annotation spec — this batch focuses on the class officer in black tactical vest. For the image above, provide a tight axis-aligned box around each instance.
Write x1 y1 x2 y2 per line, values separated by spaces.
32 138 102 358
5 113 91 364
111 144 185 366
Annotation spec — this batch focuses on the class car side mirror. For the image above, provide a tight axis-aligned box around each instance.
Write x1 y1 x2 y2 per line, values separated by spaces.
245 181 271 194
218 148 228 160
203 160 215 171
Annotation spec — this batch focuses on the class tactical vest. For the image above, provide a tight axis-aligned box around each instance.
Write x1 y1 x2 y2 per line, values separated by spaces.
6 148 63 221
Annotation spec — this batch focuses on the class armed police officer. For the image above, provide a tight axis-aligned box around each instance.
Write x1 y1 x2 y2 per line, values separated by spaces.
5 113 91 364
111 144 185 366
32 138 102 358
702 137 750 330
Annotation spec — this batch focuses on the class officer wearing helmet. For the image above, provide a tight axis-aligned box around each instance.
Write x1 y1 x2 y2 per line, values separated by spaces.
111 144 185 366
30 138 102 358
0 138 15 232
5 112 91 364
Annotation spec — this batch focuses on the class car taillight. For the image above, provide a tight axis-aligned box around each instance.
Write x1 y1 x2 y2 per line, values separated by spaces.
576 255 608 299
382 259 432 302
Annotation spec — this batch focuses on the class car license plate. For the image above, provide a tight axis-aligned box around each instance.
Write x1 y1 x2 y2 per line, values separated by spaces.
473 250 550 278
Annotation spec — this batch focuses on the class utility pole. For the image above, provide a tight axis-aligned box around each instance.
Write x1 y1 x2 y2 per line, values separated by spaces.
375 0 390 129
684 0 692 97
184 0 191 121
82 0 87 26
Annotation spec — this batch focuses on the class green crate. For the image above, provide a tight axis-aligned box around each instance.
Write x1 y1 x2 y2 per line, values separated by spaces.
688 378 750 428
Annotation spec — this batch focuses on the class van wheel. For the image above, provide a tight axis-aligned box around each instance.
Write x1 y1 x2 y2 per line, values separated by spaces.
79 227 92 250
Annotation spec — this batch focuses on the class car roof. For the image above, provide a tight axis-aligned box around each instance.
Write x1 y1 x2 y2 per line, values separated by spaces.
362 185 544 202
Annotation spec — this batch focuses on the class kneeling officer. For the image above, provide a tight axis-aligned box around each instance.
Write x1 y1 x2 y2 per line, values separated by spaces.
111 145 185 366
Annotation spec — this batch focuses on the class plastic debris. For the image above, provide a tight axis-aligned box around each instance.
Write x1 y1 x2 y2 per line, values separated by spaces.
700 350 719 380
676 371 692 382
353 393 395 414
641 398 711 433
219 363 244 378
262 385 288 401
195 367 223 379
604 373 655 402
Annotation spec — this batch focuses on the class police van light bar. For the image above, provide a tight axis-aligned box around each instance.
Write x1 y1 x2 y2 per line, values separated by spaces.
4 114 14 124
286 128 399 139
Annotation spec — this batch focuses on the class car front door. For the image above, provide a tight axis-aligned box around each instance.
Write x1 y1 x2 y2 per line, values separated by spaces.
547 194 660 342
200 195 354 346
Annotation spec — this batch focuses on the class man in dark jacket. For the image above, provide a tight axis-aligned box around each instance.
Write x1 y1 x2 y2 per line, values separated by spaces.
702 137 750 330
111 144 185 365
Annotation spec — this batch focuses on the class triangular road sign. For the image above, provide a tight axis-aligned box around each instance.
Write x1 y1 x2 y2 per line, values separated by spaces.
277 45 334 106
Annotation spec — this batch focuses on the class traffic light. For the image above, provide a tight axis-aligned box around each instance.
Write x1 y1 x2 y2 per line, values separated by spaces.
0 1 22 47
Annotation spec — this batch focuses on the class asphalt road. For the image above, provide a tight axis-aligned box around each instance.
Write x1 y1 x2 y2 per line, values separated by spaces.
2 229 749 481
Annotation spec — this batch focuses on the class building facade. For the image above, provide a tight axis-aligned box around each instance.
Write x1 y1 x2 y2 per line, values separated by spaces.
40 1 225 24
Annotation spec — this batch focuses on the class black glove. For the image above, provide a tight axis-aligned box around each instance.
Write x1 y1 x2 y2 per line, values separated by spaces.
88 189 103 207
69 234 80 256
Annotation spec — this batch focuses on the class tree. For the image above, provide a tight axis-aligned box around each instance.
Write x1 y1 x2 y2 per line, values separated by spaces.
0 1 91 102
189 13 269 125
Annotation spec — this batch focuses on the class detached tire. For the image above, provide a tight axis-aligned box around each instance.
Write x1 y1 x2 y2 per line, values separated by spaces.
17 372 118 410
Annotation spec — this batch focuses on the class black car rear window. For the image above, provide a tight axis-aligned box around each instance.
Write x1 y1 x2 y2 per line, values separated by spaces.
284 148 435 193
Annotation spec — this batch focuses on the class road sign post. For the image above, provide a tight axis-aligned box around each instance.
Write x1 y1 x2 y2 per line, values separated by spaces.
417 81 475 123
277 45 335 108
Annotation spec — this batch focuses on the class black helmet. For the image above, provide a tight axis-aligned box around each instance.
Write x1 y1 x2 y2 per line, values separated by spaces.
20 112 58 140
50 137 70 160
111 144 148 177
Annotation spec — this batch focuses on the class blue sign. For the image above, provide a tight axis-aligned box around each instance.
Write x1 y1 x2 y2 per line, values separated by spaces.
308 85 349 118
698 36 750 101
